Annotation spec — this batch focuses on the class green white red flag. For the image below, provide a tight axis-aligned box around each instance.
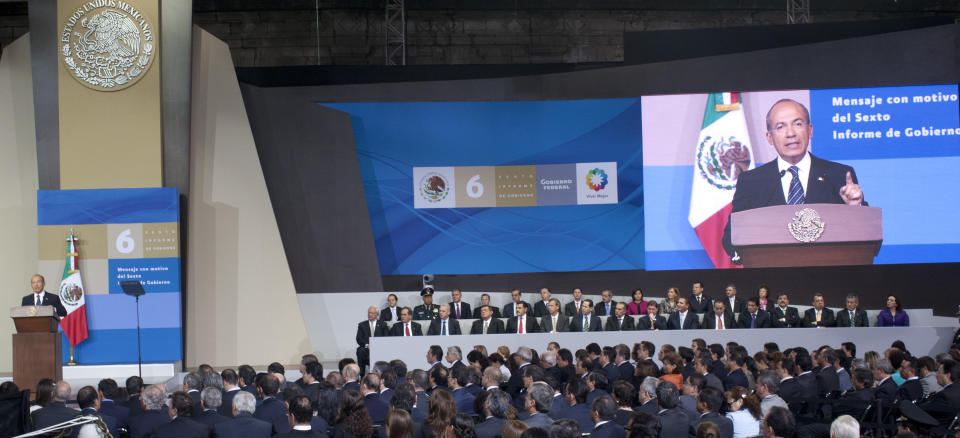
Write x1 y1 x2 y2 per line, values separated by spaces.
58 232 88 346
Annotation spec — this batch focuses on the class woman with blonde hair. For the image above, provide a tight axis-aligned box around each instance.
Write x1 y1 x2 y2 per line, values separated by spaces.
501 420 529 438
724 386 762 438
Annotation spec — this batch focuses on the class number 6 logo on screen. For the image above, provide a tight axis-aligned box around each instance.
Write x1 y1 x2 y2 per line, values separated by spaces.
116 229 136 254
467 175 484 198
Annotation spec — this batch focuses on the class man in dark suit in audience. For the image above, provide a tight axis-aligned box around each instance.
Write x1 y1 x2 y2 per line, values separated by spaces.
219 369 243 417
21 274 67 317
505 302 540 333
254 374 292 435
599 348 621 383
689 281 713 314
897 357 924 402
737 298 772 329
655 381 690 437
690 387 734 438
637 301 667 331
872 359 899 404
472 294 501 319
361 374 389 423
275 395 325 438
476 390 510 438
193 387 230 429
151 391 209 438
835 294 869 327
605 302 636 331
588 396 624 438
122 376 144 417
540 298 571 333
448 289 471 320
801 293 835 328
127 385 171 438
919 360 960 427
215 391 272 438
182 372 204 416
427 305 462 335
388 307 423 337
31 381 79 432
794 355 819 402
554 379 594 432
614 345 635 386
723 351 750 391
570 300 603 332
96 379 130 429
503 289 531 318
358 306 390 372
380 293 400 322
775 358 802 403
701 301 736 330
564 287 586 317
470 305 505 334
668 298 700 330
532 287 553 318
594 289 617 316
815 349 841 396
831 368 875 419
770 293 801 328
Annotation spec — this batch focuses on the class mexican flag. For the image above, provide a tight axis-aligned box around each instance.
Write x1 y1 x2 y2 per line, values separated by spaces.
688 93 755 269
58 233 88 346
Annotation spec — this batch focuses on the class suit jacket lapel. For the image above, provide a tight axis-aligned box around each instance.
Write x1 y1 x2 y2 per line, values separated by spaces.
761 161 787 207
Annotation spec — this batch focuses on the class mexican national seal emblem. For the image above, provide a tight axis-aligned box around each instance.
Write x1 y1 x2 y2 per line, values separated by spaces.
60 284 84 306
60 0 156 91
788 207 825 243
418 172 450 203
696 136 752 190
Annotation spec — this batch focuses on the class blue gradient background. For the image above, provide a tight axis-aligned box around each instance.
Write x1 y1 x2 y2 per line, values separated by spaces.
321 99 645 274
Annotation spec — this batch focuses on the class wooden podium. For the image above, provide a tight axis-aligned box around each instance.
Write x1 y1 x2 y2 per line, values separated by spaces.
10 306 62 392
730 203 882 268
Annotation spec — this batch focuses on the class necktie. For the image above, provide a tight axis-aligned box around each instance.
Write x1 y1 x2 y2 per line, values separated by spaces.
370 321 375 337
35 295 40 306
849 311 855 327
582 316 588 332
442 320 447 336
718 316 724 330
483 320 489 334
750 313 756 328
679 312 685 329
618 317 623 330
697 296 701 304
518 318 524 334
456 304 461 319
405 323 411 337
606 303 610 314
816 310 821 324
787 165 805 204
650 317 655 330
552 316 557 332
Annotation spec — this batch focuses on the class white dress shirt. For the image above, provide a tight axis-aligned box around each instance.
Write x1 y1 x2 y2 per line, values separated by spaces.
777 151 811 202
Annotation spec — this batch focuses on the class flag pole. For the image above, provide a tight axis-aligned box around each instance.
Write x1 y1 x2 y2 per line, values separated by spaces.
65 229 78 366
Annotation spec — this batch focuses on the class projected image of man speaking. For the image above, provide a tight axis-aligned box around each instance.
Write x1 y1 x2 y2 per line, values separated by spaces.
722 98 867 263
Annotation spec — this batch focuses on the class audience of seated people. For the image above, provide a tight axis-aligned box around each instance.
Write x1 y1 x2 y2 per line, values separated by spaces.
16 330 960 438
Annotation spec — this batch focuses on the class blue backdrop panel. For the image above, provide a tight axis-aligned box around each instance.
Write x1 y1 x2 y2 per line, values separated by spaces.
322 99 645 275
37 187 179 225
37 187 182 365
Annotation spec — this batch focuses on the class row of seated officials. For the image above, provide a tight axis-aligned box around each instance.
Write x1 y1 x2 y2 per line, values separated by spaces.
20 335 960 438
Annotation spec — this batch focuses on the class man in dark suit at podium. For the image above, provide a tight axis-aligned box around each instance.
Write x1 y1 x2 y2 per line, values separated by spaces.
802 293 835 328
22 274 67 317
835 294 869 327
721 99 866 263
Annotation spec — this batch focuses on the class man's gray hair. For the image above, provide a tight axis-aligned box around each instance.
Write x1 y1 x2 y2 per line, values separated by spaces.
486 389 511 418
541 351 557 367
640 376 659 398
183 372 202 390
529 382 554 413
851 359 868 370
549 298 561 307
845 294 859 303
757 370 780 394
343 363 360 380
202 371 223 390
233 391 256 414
201 387 222 409
142 385 166 410
518 347 533 363
447 346 462 361
875 359 894 374
439 304 449 313
54 381 71 401
829 415 860 438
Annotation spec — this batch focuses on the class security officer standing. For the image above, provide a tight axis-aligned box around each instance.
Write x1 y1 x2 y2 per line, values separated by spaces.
413 287 440 321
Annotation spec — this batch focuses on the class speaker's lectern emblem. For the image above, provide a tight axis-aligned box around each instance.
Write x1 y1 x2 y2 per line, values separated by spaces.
60 1 156 91
788 208 825 243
